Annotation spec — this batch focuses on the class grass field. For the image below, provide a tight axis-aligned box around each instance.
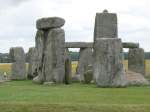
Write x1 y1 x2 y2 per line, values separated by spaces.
0 81 150 112
1 61 150 112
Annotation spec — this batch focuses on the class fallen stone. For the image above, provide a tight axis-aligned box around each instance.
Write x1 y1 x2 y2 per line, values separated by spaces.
36 17 65 30
126 71 149 86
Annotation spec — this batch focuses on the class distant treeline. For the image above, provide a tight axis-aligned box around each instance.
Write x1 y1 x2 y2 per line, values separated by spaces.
1 52 150 63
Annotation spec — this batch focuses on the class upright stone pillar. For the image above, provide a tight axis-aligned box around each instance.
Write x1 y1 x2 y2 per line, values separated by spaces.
64 49 72 84
128 48 145 75
76 48 93 81
33 17 65 84
9 47 26 80
93 38 127 87
27 47 38 79
94 9 118 41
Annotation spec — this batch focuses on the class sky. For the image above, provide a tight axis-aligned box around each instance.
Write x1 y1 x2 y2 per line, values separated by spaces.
0 0 150 53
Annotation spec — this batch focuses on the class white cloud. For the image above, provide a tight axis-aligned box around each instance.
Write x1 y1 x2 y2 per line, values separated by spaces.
0 0 150 52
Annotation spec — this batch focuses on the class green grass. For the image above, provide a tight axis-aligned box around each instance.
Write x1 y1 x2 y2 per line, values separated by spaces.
1 81 150 112
1 61 150 112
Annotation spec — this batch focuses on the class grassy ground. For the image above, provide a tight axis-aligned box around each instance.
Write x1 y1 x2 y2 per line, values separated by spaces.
0 81 150 112
1 61 150 112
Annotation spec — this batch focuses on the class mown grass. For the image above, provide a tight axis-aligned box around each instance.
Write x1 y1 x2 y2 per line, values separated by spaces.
0 81 150 112
1 61 150 112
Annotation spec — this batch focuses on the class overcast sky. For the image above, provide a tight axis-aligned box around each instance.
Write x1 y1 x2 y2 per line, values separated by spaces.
0 0 150 53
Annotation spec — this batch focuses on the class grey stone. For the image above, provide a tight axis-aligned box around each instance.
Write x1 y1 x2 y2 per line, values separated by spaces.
65 42 139 49
93 38 127 87
84 70 93 84
128 48 145 75
72 74 80 82
65 42 93 48
122 42 139 48
76 48 93 81
9 47 26 80
43 81 55 85
126 71 149 86
64 49 72 84
27 47 39 79
42 28 65 83
94 10 118 41
36 17 65 30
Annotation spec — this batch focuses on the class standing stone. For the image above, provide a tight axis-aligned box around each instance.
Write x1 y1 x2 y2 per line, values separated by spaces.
64 49 72 84
33 17 66 84
93 38 127 87
43 28 65 83
94 10 118 41
27 47 38 79
76 48 93 81
128 48 145 75
9 47 26 80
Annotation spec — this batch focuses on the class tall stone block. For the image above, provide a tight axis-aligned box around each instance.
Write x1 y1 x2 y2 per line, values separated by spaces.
64 49 72 84
94 10 118 41
9 47 26 80
43 28 65 83
128 48 145 75
76 48 93 81
27 47 38 79
33 17 65 84
93 38 127 87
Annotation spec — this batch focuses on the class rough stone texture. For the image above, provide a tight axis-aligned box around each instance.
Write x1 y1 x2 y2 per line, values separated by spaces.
36 17 65 30
72 74 80 82
94 10 118 41
76 48 93 81
27 47 38 79
128 48 145 75
33 28 65 84
83 65 93 84
84 70 93 84
122 42 139 48
33 30 45 83
43 28 65 83
93 38 127 87
65 42 93 48
126 71 149 86
64 49 72 84
9 47 26 80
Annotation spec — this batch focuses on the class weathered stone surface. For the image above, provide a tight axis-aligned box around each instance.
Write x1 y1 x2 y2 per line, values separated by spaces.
64 49 72 84
65 42 93 48
94 10 118 41
128 48 145 75
126 71 149 86
93 38 127 87
33 30 45 83
36 17 65 30
42 28 65 83
27 47 38 79
72 74 80 82
76 48 93 81
65 42 139 49
9 47 26 80
122 42 139 48
84 71 93 84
